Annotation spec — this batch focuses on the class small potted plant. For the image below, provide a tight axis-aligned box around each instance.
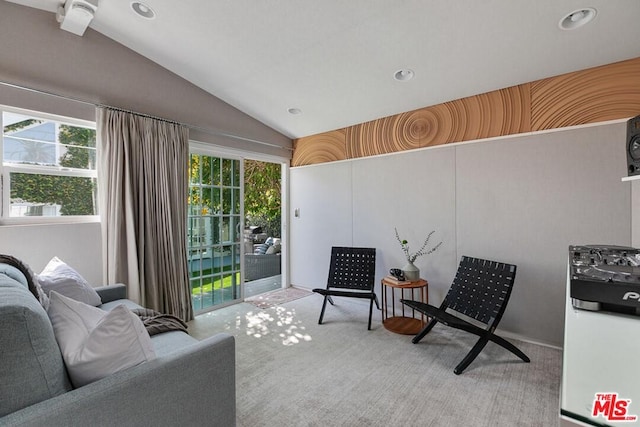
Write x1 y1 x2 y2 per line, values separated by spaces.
395 228 443 281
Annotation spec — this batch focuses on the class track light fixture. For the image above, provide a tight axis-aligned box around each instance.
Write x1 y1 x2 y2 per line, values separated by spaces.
56 0 99 36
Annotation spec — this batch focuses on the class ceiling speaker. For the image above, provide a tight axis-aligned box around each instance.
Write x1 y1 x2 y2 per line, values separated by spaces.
626 115 640 176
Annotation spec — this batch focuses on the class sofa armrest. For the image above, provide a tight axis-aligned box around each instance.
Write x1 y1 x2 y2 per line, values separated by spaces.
1 333 236 427
94 283 127 303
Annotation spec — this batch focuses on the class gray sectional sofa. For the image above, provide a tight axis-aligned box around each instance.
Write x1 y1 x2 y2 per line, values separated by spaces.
0 260 236 427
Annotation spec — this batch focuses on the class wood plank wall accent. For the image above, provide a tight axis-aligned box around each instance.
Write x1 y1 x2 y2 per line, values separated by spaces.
292 57 640 167
531 58 640 130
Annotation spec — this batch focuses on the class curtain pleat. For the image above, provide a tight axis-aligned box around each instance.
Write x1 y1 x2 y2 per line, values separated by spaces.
97 107 193 321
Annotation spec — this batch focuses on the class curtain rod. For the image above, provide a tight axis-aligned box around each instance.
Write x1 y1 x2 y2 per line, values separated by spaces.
0 80 293 151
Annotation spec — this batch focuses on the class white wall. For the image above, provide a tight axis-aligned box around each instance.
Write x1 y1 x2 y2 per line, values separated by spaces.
289 121 631 347
351 147 458 299
0 222 102 284
632 180 640 246
289 161 353 287
455 123 630 345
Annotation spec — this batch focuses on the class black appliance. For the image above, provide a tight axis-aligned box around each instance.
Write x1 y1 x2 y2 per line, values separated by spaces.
569 245 640 315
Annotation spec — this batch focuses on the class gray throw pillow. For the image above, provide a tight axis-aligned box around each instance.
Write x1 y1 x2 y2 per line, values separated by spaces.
37 257 101 306
47 291 156 388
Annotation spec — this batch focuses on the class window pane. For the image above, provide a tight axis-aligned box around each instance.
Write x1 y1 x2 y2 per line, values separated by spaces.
211 187 221 214
202 187 212 214
233 188 240 214
212 274 224 304
201 273 213 307
198 216 213 248
231 243 241 271
4 135 55 165
187 217 197 247
230 216 240 243
232 159 240 187
222 158 232 186
191 277 202 311
221 216 232 243
189 154 200 185
222 188 232 213
201 156 212 185
190 217 206 249
211 157 221 186
9 172 97 217
221 245 234 272
2 112 96 170
188 187 201 215
211 216 221 244
58 124 96 170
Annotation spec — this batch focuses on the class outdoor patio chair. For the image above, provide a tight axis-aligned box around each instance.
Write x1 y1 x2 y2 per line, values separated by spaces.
401 255 530 374
312 246 380 330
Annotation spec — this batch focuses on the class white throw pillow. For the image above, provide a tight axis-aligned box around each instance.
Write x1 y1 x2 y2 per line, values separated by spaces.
38 257 102 306
266 243 282 254
47 291 156 388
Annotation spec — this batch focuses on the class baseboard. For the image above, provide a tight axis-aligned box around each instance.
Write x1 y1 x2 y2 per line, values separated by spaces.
496 328 563 350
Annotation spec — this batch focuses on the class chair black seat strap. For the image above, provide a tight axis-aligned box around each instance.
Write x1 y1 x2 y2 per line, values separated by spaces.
401 299 486 335
313 288 375 299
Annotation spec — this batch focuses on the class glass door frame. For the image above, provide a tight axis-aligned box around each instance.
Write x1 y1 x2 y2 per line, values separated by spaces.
189 141 290 314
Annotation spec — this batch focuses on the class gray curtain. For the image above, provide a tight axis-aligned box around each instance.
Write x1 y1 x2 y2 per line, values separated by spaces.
97 107 193 321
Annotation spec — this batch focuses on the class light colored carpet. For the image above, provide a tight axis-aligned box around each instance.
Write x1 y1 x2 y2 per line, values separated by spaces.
188 292 562 427
245 287 313 309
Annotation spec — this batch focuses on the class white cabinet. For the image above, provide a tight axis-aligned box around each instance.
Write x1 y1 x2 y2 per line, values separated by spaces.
561 264 640 426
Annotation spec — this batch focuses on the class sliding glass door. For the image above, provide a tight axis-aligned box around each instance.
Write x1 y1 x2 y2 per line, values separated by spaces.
188 154 242 312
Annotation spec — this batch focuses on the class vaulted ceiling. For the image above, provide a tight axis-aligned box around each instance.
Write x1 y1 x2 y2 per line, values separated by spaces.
6 0 640 139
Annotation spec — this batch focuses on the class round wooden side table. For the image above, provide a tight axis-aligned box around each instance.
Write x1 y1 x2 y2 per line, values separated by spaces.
381 277 428 335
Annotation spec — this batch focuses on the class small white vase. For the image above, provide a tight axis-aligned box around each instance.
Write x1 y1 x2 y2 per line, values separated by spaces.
402 261 420 281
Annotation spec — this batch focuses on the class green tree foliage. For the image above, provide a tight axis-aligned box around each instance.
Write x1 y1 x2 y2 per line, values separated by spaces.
9 123 97 216
187 156 280 237
244 160 281 237
188 155 227 216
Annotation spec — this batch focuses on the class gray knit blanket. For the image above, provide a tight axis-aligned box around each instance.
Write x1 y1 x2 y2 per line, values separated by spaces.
131 308 189 336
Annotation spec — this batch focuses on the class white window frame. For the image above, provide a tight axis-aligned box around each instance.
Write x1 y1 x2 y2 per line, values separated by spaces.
0 105 99 225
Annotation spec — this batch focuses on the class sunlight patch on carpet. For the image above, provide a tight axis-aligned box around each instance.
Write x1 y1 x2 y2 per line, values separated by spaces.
241 306 313 346
245 287 313 309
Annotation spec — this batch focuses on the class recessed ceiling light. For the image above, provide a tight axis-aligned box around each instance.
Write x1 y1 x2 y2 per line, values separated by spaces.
394 69 414 82
131 2 155 19
559 8 596 30
288 108 302 115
